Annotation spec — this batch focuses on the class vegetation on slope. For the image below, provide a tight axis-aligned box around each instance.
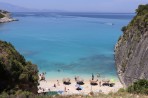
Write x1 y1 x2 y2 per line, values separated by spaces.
121 4 148 42
127 79 148 95
0 10 8 18
120 4 148 72
115 4 148 87
0 40 39 94
0 13 4 18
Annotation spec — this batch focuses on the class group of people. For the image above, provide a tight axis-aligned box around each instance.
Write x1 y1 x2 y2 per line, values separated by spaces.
39 72 47 82
91 73 102 87
38 72 115 95
53 80 60 88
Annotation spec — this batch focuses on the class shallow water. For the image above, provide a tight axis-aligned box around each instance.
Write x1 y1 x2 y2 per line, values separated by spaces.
0 12 133 80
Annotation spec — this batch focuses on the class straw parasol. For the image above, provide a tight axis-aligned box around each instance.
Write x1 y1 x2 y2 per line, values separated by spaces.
75 77 84 85
90 79 98 86
63 78 71 85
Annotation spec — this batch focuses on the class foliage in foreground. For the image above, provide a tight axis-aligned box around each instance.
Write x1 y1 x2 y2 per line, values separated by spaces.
0 90 148 98
1 80 148 98
0 40 39 94
127 79 148 95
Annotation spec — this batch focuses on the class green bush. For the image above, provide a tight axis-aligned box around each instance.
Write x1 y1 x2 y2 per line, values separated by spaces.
0 40 39 94
127 79 148 95
0 13 4 18
121 26 127 32
136 4 148 15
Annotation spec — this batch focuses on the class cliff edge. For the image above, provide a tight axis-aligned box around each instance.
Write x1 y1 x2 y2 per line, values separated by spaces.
115 4 148 87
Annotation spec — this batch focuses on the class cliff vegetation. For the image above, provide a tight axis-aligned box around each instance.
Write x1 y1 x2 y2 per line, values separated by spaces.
0 40 39 94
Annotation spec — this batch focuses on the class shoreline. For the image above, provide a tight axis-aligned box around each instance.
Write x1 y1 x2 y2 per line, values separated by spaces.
0 17 18 23
39 71 119 80
38 73 123 95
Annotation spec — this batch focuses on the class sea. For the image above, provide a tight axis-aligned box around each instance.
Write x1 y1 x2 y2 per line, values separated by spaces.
0 12 134 80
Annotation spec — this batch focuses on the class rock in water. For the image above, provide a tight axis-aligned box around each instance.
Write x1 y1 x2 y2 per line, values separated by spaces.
115 4 148 87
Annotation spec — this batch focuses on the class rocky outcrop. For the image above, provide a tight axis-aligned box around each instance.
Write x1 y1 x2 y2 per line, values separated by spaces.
115 4 148 87
0 10 17 23
0 40 39 94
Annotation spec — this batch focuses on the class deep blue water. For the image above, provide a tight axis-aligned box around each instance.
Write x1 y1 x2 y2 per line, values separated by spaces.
0 12 134 79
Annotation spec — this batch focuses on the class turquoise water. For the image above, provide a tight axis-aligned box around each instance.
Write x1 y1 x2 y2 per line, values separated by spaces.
0 13 133 80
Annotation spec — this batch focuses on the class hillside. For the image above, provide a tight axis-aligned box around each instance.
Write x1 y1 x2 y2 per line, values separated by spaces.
0 40 39 94
115 4 148 87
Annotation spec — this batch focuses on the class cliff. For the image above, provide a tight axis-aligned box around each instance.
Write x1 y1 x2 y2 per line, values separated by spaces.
0 10 17 23
115 4 148 87
0 40 39 94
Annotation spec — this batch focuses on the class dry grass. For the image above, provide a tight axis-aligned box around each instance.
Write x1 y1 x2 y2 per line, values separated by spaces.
1 90 148 98
51 93 148 98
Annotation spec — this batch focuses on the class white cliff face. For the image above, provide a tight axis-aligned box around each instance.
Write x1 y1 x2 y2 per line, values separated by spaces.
115 5 148 88
0 17 15 23
0 10 17 23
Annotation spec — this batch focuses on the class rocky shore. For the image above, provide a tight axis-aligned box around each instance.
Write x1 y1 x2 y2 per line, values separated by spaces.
0 17 18 23
0 10 18 23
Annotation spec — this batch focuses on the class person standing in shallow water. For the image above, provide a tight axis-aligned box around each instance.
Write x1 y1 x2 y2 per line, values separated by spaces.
92 73 94 80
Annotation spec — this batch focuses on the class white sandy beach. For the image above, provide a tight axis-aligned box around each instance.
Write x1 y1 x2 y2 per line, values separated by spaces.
38 77 123 95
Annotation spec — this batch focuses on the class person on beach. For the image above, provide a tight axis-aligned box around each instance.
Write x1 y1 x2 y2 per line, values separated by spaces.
92 73 94 80
43 89 46 95
74 76 77 82
99 81 101 87
97 73 100 78
57 80 60 86
54 84 56 88
64 87 67 92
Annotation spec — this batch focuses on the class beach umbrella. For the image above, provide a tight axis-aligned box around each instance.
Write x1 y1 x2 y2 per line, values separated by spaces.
63 78 71 85
76 87 82 91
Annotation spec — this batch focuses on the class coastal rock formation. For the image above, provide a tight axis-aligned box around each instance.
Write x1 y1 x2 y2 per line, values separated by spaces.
0 10 17 23
115 4 148 87
0 40 39 94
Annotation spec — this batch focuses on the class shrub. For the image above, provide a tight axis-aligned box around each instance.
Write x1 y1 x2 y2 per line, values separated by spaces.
127 79 148 95
121 26 127 32
0 13 4 18
0 40 39 94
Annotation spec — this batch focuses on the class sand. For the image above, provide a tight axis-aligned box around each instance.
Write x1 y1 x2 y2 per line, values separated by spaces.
38 77 123 95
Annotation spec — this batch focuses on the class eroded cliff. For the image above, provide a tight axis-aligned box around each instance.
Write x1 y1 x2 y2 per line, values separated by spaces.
115 4 148 87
